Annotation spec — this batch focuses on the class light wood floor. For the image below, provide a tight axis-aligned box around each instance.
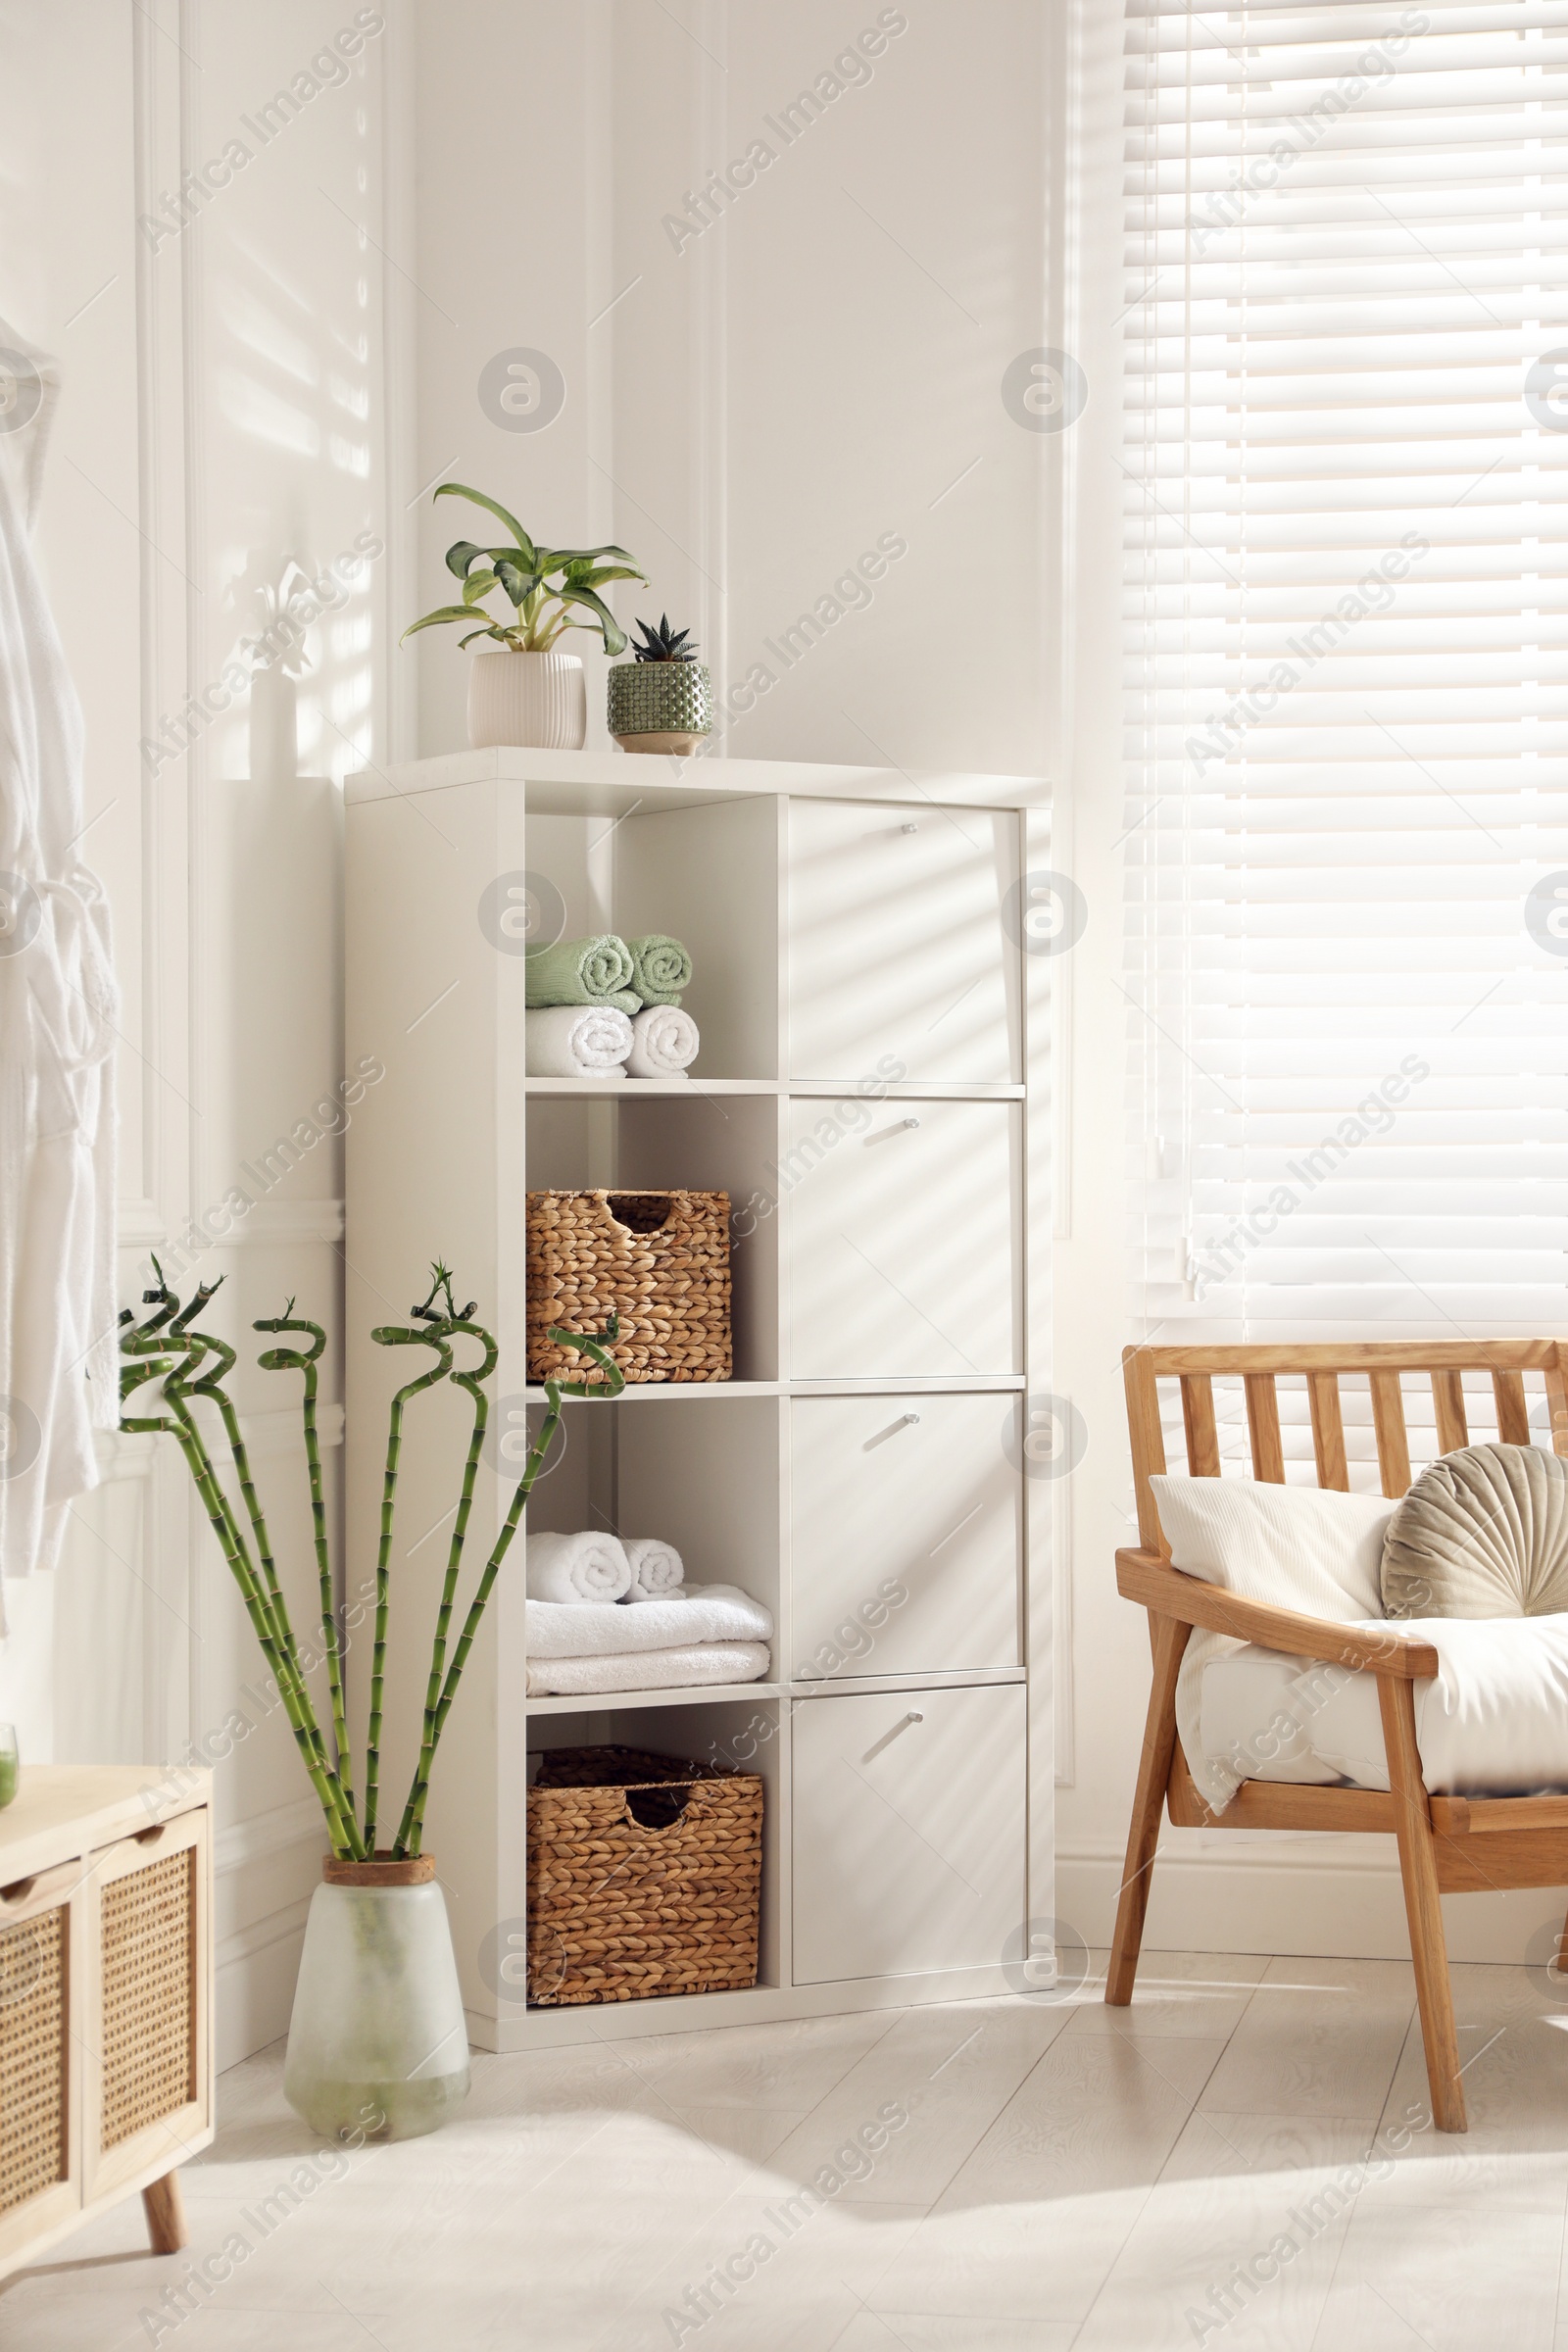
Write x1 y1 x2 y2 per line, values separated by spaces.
5 1949 1568 2349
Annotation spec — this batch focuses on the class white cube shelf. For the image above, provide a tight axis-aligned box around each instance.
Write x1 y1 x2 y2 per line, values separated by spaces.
345 748 1052 2049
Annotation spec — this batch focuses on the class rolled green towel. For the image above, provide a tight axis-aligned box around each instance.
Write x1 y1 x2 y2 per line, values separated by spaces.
627 934 693 1005
525 934 640 1014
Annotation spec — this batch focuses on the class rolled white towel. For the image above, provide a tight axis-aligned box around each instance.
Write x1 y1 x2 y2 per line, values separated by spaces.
623 1536 685 1602
526 1529 631 1603
625 1004 699 1080
526 1004 633 1079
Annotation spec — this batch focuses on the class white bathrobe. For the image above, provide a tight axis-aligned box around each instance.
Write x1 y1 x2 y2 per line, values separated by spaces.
0 323 119 1616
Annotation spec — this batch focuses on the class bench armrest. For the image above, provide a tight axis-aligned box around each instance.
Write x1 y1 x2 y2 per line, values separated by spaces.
1114 1548 1439 1680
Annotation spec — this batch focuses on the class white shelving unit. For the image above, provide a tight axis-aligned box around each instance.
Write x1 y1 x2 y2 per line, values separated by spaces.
345 748 1052 2049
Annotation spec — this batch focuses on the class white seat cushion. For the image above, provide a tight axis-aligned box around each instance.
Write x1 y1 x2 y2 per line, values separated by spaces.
1199 1646 1346 1788
1200 1615 1568 1796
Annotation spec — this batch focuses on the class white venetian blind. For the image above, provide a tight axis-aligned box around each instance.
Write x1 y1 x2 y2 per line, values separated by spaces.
1124 0 1568 1398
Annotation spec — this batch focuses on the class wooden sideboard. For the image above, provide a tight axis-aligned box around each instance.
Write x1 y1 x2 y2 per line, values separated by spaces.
0 1765 214 2282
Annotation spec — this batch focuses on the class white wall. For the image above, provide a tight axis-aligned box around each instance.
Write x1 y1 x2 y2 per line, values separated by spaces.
0 0 402 2063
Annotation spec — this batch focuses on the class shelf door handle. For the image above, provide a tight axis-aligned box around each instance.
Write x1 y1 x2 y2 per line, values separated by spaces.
861 1710 924 1764
864 1117 921 1146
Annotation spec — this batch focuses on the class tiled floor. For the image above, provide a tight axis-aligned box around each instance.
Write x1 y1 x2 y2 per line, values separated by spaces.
6 1948 1568 2349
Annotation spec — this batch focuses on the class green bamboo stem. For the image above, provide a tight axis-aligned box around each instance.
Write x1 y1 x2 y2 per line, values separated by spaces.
256 1314 354 1821
134 1280 299 1673
181 1328 297 1669
122 1298 362 1859
121 1271 624 1871
169 1334 344 1806
127 1371 360 1859
392 1319 499 1857
364 1326 453 1851
400 1321 624 1858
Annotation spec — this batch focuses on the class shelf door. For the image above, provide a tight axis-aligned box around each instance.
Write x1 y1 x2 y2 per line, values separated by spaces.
786 799 1020 1084
83 1810 212 2205
792 1684 1026 1983
0 1861 83 2271
791 1395 1021 1681
786 1099 1020 1377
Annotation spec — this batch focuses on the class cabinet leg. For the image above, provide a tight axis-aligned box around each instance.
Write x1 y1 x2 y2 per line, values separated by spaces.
142 2170 188 2255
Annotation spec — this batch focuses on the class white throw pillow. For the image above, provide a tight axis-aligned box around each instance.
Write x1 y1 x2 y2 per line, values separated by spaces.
1151 1473 1396 1623
1152 1474 1397 1814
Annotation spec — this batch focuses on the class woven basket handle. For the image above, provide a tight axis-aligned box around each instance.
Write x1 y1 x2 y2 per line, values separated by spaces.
606 1193 674 1237
624 1783 696 1830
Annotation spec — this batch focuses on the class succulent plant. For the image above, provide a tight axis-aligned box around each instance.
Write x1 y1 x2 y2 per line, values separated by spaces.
629 613 699 663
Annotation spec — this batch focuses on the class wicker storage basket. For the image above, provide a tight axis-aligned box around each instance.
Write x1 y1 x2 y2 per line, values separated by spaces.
526 1189 732 1384
526 1746 762 2005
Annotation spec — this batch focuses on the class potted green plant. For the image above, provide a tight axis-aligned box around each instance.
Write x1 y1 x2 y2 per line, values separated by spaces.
121 1261 622 2140
608 613 713 755
402 483 648 751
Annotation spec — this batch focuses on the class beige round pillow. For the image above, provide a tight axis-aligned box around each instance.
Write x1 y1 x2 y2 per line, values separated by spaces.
1381 1443 1568 1619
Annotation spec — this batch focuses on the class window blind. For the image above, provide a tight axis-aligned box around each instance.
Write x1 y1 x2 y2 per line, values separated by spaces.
1124 0 1568 1434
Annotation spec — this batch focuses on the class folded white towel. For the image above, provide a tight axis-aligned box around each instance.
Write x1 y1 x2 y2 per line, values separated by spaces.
525 1641 771 1697
624 1536 685 1601
525 1529 631 1603
526 1583 773 1659
526 1004 633 1078
626 1004 699 1080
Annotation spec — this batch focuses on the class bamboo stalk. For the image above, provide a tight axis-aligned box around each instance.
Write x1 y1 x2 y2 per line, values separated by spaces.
122 1293 362 1859
363 1326 453 1851
184 1328 297 1667
170 1334 345 1809
392 1318 498 1858
121 1271 624 1870
400 1321 623 1858
256 1312 355 1822
123 1380 360 1859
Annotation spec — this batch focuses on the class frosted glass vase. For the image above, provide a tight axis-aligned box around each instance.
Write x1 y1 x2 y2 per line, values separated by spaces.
283 1859 470 2142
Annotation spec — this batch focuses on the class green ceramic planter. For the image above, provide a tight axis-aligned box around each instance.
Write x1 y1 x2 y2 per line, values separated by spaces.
608 661 712 755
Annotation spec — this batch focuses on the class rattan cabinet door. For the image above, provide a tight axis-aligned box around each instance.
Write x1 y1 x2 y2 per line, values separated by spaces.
791 1395 1022 1680
82 1811 211 2205
0 1861 84 2269
791 1684 1027 1983
786 800 1021 1084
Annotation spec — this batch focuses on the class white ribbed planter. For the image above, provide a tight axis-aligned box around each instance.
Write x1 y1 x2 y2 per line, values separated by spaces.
466 650 587 751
